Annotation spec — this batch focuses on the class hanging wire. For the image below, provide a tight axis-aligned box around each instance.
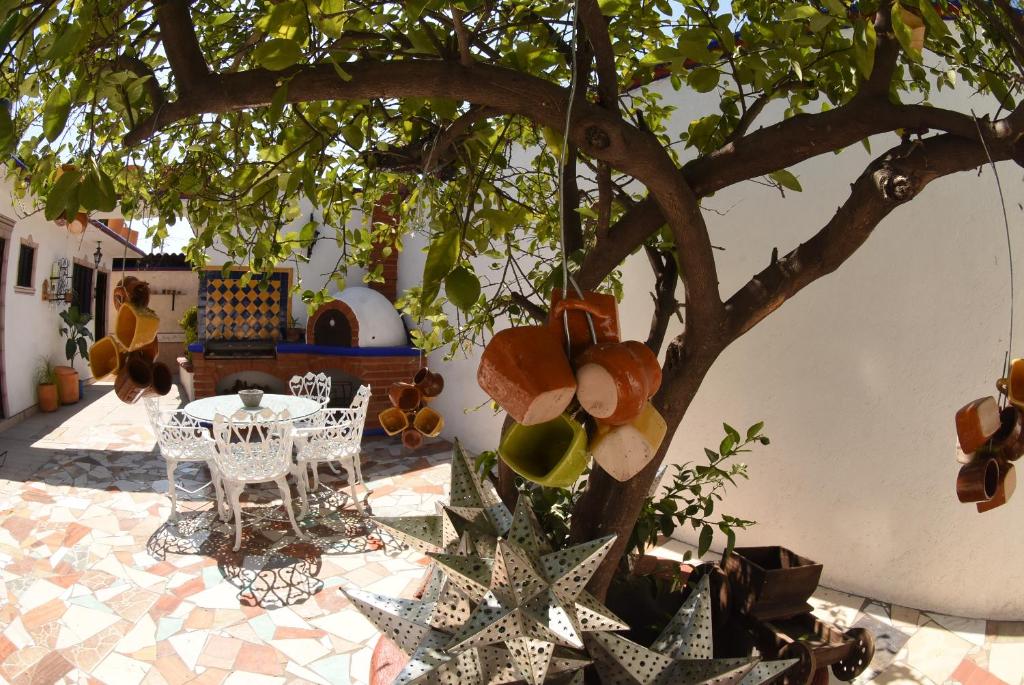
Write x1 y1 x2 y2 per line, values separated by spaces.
557 0 598 350
972 111 1015 396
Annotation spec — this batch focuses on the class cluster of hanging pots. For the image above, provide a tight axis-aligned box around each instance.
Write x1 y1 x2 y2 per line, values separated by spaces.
478 289 667 487
378 368 445 450
953 358 1024 512
87 277 172 404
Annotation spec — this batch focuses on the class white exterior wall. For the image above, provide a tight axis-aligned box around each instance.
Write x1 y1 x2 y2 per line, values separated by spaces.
0 177 138 417
397 80 1024 618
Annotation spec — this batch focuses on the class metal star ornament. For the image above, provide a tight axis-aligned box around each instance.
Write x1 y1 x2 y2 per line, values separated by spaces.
584 574 797 685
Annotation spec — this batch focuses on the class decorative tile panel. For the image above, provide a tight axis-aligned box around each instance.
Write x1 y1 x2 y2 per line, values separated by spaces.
198 269 290 341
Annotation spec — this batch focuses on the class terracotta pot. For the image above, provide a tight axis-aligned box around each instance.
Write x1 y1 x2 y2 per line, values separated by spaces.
67 212 88 235
401 427 424 450
413 367 444 399
591 402 668 482
54 366 80 404
378 406 409 436
989 406 1024 462
477 325 576 426
413 406 444 437
955 396 1002 454
997 358 1024 410
114 303 160 351
498 414 588 487
977 461 1016 513
956 457 1000 503
138 336 159 362
900 6 926 52
548 288 620 360
148 361 173 396
575 340 662 426
114 354 153 404
114 276 150 308
89 336 124 380
37 384 59 412
388 382 421 411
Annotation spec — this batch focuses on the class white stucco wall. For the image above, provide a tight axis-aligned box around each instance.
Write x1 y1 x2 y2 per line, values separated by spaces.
0 177 137 417
397 79 1024 618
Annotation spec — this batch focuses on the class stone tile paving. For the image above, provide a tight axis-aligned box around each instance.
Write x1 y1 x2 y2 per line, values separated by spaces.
0 384 1020 685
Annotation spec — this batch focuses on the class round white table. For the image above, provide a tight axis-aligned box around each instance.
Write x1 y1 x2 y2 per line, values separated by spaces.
182 394 322 424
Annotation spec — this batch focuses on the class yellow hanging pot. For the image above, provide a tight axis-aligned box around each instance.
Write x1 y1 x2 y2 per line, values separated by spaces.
88 336 124 380
114 303 160 351
498 414 588 488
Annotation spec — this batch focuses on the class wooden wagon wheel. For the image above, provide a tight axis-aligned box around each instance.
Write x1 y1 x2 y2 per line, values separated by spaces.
779 640 817 685
831 627 875 681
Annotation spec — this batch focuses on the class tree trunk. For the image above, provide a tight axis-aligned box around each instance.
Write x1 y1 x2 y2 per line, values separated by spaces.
570 336 720 600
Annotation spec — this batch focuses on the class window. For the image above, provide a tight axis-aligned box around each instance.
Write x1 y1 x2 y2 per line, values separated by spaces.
15 243 34 289
72 262 93 314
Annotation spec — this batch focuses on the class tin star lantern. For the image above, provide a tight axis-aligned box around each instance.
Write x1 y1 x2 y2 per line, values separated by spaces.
584 574 796 685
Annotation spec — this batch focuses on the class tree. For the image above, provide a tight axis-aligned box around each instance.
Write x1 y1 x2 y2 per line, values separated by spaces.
3 0 1024 599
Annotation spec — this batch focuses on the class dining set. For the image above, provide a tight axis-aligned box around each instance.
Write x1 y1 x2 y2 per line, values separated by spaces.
146 372 371 551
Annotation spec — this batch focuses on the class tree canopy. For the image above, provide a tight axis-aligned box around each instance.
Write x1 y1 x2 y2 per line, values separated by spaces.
4 0 1024 595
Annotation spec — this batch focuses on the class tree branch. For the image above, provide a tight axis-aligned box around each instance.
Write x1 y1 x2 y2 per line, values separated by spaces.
451 8 474 66
112 54 166 110
578 0 619 114
154 0 209 89
644 245 678 354
510 291 547 322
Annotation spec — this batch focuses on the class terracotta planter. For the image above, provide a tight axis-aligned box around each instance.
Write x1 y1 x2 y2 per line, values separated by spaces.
388 382 421 411
138 336 159 362
548 288 620 360
722 546 823 620
54 366 80 404
37 384 58 412
149 361 173 396
498 414 588 487
378 407 409 436
956 457 1000 503
413 367 444 399
477 325 576 426
591 402 668 481
114 354 153 404
67 212 88 236
955 396 1002 454
113 276 150 309
114 303 160 351
413 406 444 437
989 406 1024 462
576 340 662 425
89 336 124 380
401 427 423 450
900 6 926 52
978 462 1016 513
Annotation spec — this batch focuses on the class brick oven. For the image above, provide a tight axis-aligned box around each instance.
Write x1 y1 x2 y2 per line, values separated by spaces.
188 262 420 434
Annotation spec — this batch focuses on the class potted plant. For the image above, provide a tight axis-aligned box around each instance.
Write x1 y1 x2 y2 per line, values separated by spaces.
178 305 198 401
285 315 305 343
57 305 93 403
35 358 58 412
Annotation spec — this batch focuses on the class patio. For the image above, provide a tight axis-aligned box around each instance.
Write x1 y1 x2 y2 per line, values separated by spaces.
0 384 1020 685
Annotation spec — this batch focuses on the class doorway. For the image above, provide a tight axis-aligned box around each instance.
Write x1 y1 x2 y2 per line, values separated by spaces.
94 271 108 339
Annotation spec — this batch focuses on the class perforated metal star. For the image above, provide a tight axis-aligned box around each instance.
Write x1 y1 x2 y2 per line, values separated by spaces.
374 440 512 557
584 574 797 685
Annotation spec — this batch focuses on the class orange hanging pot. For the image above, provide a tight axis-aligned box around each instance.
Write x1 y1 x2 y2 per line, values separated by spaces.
575 340 662 426
547 289 620 361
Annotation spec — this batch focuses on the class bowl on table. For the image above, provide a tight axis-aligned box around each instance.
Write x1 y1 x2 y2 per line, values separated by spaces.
238 389 264 408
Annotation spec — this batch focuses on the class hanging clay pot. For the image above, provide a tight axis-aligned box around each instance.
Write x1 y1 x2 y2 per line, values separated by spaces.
413 406 444 438
114 276 150 309
114 354 153 404
575 340 662 426
591 402 668 482
413 367 444 400
114 303 161 351
402 427 424 450
88 336 123 380
988 406 1024 462
148 361 173 397
498 414 588 488
996 358 1024 410
548 289 620 360
900 6 926 52
477 326 576 426
955 396 1002 454
388 382 421 411
138 336 159 362
978 461 1016 513
956 456 1000 503
379 407 410 436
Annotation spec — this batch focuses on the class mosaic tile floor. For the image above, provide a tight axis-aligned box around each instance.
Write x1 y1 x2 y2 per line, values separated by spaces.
0 384 1021 685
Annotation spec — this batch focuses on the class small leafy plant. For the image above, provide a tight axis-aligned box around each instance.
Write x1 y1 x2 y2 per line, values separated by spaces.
180 305 198 360
34 357 56 386
627 421 769 561
59 305 93 365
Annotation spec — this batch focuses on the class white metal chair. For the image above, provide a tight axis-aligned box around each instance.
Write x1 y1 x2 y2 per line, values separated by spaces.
292 385 371 517
154 410 228 522
212 408 305 551
289 372 332 429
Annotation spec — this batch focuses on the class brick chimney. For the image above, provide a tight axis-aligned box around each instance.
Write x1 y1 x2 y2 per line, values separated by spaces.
368 195 400 302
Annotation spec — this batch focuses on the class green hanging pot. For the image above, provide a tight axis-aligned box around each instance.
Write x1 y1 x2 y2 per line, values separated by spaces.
498 414 589 488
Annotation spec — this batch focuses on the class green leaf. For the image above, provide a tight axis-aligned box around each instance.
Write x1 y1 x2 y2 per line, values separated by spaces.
65 339 75 362
746 421 765 441
698 525 714 557
852 19 876 79
254 38 302 71
45 169 81 221
43 85 71 142
421 229 461 306
914 0 948 37
891 3 923 62
268 83 289 125
0 103 15 154
44 22 83 60
444 265 480 311
781 5 820 20
688 67 720 93
769 169 802 191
